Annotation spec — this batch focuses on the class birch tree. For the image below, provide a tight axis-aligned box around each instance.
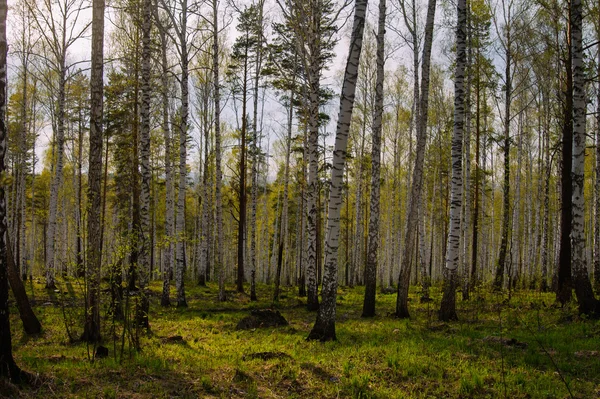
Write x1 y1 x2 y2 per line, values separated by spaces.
307 0 368 342
439 0 466 322
362 0 386 318
28 0 90 288
394 0 436 318
137 0 153 326
0 0 25 379
570 0 598 316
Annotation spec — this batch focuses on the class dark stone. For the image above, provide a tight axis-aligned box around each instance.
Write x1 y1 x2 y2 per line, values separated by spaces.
380 287 396 295
235 309 289 330
95 346 109 358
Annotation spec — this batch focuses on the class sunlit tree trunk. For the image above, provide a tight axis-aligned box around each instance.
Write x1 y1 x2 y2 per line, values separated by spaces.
307 0 367 341
439 0 466 322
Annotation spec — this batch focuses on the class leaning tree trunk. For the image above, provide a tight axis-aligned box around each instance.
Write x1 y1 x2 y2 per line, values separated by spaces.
439 0 466 322
82 0 104 343
570 0 598 316
362 0 385 318
0 4 24 378
307 0 368 342
6 235 40 334
395 0 436 318
137 0 152 328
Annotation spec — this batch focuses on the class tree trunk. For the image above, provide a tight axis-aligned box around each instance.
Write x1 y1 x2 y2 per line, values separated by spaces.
594 36 600 293
557 6 573 304
213 0 226 302
307 0 367 342
82 0 104 343
7 235 41 334
237 55 248 294
439 0 466 322
175 9 189 307
157 15 173 306
137 0 152 327
395 0 436 318
570 0 598 316
493 19 511 292
0 4 24 378
362 0 385 318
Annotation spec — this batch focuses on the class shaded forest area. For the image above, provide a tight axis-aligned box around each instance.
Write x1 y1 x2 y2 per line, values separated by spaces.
1 0 600 396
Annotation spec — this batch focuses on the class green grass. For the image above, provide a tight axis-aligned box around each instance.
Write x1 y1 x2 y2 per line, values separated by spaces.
5 279 600 398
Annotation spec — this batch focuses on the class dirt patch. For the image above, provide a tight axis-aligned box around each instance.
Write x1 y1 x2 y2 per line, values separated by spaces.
483 336 528 349
242 351 291 361
235 310 288 330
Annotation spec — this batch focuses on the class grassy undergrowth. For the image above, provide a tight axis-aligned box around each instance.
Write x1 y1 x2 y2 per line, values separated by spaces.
4 279 600 398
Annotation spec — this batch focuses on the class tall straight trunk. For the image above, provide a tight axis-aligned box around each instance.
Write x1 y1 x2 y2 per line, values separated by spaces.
461 7 472 300
213 0 226 302
306 65 321 311
199 74 211 286
273 89 294 303
541 92 551 291
493 22 511 291
594 39 600 293
237 56 248 294
439 0 466 321
470 66 481 290
557 13 573 304
395 0 436 318
362 0 385 318
137 0 152 327
250 1 265 301
157 15 174 306
0 2 24 377
175 6 189 307
351 118 366 287
570 0 598 315
307 0 367 342
82 0 104 343
510 112 523 288
45 62 66 289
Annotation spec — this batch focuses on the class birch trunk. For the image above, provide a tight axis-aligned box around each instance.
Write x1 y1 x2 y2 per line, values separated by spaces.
362 0 385 318
213 0 226 302
157 12 174 306
594 43 600 293
137 0 152 327
395 0 436 318
307 0 367 342
570 0 598 315
439 0 466 322
0 2 24 377
173 0 190 307
82 0 104 342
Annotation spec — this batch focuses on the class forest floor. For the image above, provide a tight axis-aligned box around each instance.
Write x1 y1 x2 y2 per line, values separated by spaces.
2 279 600 398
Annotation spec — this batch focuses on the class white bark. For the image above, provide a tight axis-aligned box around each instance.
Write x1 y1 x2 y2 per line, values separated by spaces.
308 0 368 341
